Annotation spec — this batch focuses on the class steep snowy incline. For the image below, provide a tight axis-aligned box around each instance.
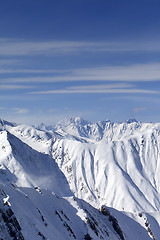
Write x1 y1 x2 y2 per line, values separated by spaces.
0 130 71 197
3 118 160 212
6 123 59 155
1 118 160 238
52 128 160 213
0 127 147 240
0 128 123 240
0 182 130 240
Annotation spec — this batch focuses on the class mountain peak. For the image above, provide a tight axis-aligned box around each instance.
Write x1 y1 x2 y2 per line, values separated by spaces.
70 116 90 125
125 118 138 124
58 116 91 127
0 118 16 130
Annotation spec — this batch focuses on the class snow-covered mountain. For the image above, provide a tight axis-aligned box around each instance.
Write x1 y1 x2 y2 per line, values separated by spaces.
36 117 145 143
0 117 160 239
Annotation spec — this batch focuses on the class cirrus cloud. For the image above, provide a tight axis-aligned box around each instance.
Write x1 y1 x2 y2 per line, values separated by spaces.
1 39 160 56
11 108 29 114
29 83 159 95
133 107 147 113
1 63 160 83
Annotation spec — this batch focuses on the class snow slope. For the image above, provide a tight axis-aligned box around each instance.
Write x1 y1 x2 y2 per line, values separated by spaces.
0 127 126 239
43 118 160 211
0 118 160 239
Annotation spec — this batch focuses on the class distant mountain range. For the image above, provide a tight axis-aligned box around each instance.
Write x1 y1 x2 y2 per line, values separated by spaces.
0 117 159 239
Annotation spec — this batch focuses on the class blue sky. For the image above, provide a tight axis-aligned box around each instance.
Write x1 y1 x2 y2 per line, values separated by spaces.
1 0 160 124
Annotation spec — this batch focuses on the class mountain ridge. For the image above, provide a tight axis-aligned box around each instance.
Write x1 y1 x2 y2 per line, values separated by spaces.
0 118 160 239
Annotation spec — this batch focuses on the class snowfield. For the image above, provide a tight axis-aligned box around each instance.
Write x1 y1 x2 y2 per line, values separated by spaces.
0 117 160 239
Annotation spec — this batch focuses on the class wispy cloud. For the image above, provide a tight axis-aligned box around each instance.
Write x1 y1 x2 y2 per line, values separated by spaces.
133 107 147 113
0 69 59 74
68 63 160 82
0 85 33 90
0 39 119 56
11 108 29 114
0 59 19 66
0 68 69 74
1 39 160 56
3 63 160 83
29 84 159 95
68 83 134 89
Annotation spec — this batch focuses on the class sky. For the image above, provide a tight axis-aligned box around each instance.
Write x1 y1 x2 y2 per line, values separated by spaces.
1 0 160 124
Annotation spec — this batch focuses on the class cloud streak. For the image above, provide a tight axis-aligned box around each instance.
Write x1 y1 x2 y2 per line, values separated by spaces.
1 39 160 56
0 85 33 90
2 63 160 83
133 107 147 113
29 84 159 95
0 69 67 74
11 108 29 114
